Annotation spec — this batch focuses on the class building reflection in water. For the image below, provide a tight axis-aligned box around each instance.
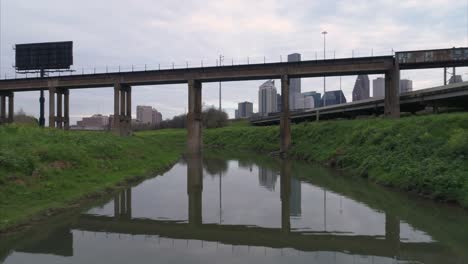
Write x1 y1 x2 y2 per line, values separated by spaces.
2 155 462 264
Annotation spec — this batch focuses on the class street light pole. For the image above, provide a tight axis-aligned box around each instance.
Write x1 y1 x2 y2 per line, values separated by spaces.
219 54 224 111
322 31 328 106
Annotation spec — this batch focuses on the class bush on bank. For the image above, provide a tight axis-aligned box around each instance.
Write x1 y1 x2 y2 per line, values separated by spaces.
204 113 468 207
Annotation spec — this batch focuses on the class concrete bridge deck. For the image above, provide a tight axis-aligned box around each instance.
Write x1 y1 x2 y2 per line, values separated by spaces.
1 47 468 153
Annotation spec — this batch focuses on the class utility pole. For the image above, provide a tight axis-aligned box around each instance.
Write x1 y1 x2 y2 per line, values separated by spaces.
322 31 328 106
219 54 224 111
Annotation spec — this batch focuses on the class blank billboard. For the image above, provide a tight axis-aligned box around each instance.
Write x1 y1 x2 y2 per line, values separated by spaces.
15 41 73 71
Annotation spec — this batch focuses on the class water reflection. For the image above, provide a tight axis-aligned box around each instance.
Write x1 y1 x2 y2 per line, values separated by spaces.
2 152 468 264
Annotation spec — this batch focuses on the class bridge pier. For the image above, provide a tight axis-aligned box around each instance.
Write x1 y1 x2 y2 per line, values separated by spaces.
48 87 70 130
113 83 132 136
280 75 291 154
384 60 400 118
187 154 203 226
187 80 202 154
0 92 14 124
39 90 45 127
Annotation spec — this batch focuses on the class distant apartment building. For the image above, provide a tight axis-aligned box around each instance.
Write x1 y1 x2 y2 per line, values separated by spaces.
76 114 109 130
137 106 153 124
152 109 162 125
352 75 370 101
322 90 347 106
258 80 278 116
449 75 463 84
373 77 413 97
137 105 162 126
236 101 253 119
288 53 302 110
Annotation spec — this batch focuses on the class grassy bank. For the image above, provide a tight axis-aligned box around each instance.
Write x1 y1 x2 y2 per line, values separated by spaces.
204 113 468 207
0 126 185 231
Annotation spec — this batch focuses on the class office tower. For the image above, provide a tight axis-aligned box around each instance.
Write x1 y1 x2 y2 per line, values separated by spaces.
399 79 413 93
302 91 322 108
322 90 347 106
288 53 302 110
449 75 463 84
258 80 278 116
352 75 370 101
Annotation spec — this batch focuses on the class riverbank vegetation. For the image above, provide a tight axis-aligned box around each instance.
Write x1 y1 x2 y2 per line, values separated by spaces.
0 126 185 231
203 113 468 207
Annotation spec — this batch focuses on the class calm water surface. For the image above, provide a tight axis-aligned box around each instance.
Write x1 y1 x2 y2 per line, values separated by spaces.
1 152 468 264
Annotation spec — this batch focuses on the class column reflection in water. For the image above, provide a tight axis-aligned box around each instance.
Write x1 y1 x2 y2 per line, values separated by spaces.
114 188 132 219
187 154 203 226
280 160 292 233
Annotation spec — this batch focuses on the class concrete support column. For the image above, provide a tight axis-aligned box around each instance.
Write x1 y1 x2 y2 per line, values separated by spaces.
64 90 70 130
384 60 400 118
187 154 203 227
7 93 14 123
113 83 132 136
280 160 292 234
113 84 121 133
39 90 45 127
56 90 63 129
187 80 202 154
49 87 56 128
0 96 5 124
280 75 291 154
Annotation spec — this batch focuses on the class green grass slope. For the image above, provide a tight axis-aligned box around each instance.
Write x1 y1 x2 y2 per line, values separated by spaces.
204 113 468 207
0 126 185 231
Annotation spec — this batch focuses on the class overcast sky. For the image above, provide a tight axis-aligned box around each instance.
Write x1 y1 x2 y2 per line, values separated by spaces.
1 0 467 123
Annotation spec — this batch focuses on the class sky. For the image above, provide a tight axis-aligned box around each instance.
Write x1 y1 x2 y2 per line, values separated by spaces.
1 0 468 123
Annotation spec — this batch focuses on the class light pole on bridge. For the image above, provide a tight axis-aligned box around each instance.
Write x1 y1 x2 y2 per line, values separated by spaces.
322 31 328 106
219 54 224 111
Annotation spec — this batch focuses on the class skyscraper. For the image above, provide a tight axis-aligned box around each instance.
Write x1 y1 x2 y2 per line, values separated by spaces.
237 101 253 118
258 80 278 116
352 75 370 101
290 178 302 217
373 77 385 98
288 53 301 110
302 91 322 108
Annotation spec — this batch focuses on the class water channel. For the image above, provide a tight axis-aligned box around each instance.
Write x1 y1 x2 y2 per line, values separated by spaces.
1 151 468 264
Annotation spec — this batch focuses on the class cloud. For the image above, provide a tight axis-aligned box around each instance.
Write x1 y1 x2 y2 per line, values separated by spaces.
1 0 467 121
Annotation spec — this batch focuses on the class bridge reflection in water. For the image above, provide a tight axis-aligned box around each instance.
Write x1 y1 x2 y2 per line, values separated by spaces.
2 154 466 264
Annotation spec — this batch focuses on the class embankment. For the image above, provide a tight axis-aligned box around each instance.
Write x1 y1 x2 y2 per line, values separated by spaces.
0 126 185 231
204 113 468 207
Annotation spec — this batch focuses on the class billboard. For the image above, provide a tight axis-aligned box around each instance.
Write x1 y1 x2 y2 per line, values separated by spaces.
397 47 468 64
15 41 73 71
